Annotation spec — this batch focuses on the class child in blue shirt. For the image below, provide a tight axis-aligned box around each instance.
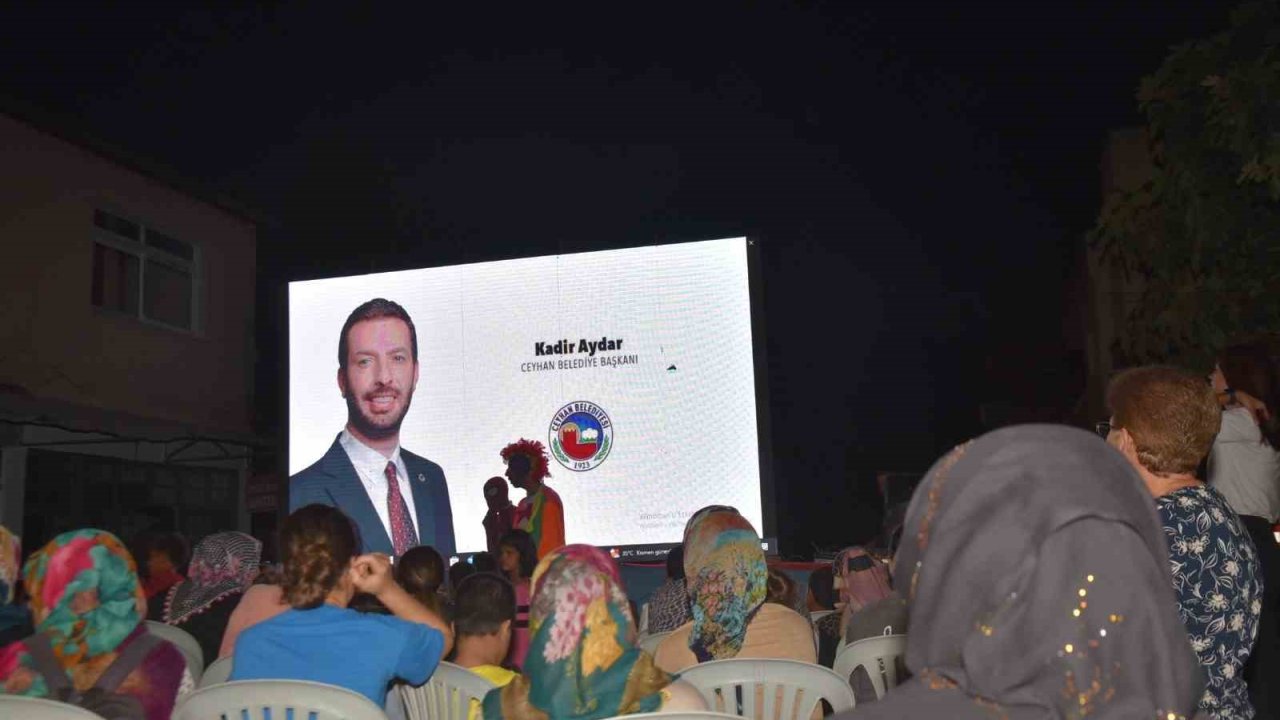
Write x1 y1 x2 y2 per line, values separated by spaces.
232 504 454 706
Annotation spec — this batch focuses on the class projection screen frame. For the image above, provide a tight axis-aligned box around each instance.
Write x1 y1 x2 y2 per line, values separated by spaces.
281 235 777 555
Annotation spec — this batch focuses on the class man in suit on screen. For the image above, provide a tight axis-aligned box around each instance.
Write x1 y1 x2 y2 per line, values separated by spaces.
290 298 456 557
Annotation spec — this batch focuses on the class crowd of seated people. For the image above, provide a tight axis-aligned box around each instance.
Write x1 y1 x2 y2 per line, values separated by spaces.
2 360 1279 720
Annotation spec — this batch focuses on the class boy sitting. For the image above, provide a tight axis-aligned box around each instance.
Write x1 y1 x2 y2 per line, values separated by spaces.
451 572 518 717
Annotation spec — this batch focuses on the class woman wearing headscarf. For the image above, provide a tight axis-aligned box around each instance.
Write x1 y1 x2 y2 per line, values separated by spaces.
653 508 815 672
0 529 189 720
154 531 261 668
0 526 31 648
835 425 1203 719
482 544 705 720
836 545 907 656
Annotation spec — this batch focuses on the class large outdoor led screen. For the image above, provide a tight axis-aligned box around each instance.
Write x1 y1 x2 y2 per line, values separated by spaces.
289 237 765 552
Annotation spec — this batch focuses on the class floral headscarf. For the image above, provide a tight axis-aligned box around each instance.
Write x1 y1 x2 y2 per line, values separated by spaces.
682 508 767 662
0 529 186 716
833 546 892 618
163 531 261 626
483 545 673 720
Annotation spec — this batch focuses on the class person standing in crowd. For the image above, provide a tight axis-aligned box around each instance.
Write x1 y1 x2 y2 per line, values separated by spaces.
497 530 537 669
1107 366 1262 720
834 425 1203 719
231 504 452 708
654 508 814 672
0 530 190 720
483 477 516 555
395 545 448 616
291 298 456 557
0 527 30 648
482 545 706 720
449 573 519 720
1208 343 1280 719
502 439 564 559
154 531 262 668
645 544 691 634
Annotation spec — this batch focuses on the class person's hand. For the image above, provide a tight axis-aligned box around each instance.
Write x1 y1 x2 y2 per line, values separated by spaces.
349 553 395 597
1235 389 1272 424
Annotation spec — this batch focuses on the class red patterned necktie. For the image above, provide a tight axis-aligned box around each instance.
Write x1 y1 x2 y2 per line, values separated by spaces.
385 461 418 556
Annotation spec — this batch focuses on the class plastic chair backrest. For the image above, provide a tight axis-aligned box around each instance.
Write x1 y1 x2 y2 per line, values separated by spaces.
831 634 906 701
0 696 107 720
638 631 670 657
678 658 856 718
173 679 389 720
144 620 204 682
398 661 496 720
200 655 233 687
807 610 835 623
605 712 743 720
639 602 651 635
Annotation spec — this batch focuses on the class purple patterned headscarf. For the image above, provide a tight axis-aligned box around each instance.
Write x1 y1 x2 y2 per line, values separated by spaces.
163 531 261 625
841 425 1203 720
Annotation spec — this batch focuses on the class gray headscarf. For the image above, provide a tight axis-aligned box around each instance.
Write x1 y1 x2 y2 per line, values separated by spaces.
840 425 1203 720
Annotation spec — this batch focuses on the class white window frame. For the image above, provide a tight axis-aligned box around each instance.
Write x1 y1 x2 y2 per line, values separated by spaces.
92 208 203 334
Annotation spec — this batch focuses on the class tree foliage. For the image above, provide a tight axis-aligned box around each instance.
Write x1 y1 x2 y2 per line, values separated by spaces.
1091 2 1280 367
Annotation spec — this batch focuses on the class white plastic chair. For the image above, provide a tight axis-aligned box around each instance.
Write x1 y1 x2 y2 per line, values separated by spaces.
200 655 233 687
831 634 907 701
808 610 835 623
398 661 497 720
173 679 389 720
0 696 105 719
638 631 671 657
678 658 856 718
145 620 205 682
606 707 742 712
639 602 651 634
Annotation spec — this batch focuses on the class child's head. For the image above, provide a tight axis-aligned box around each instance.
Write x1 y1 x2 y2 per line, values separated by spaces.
498 530 537 580
806 565 836 611
452 572 517 666
765 565 796 609
483 477 510 510
396 545 446 614
137 531 189 579
449 558 476 594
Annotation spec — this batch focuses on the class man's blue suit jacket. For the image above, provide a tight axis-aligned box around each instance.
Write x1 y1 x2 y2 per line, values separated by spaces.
289 434 456 557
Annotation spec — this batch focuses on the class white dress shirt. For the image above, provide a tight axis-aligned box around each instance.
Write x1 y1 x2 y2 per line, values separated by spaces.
339 429 421 542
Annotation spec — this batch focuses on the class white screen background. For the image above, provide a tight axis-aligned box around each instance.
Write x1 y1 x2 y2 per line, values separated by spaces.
289 237 762 552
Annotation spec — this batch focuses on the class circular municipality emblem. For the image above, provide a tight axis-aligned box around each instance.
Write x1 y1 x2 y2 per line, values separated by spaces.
549 401 613 472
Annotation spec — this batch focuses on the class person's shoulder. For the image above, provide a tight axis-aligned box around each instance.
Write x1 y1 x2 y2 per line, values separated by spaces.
290 438 344 485
660 680 709 712
362 612 440 641
400 448 445 475
541 484 563 503
468 664 518 687
1219 407 1261 442
756 601 810 628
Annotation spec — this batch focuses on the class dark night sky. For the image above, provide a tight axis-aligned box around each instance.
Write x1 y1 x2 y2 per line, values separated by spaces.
0 1 1234 553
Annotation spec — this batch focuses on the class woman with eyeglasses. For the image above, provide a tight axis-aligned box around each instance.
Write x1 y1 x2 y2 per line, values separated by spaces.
1208 342 1280 718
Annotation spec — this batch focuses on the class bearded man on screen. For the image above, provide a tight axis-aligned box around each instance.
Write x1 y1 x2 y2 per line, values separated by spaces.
290 298 456 557
502 439 564 559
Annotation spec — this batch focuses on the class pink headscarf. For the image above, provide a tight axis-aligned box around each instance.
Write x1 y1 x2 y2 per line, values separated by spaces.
833 546 891 614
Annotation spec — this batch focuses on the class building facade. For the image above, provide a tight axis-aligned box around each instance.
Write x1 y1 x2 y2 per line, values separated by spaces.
0 110 259 552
